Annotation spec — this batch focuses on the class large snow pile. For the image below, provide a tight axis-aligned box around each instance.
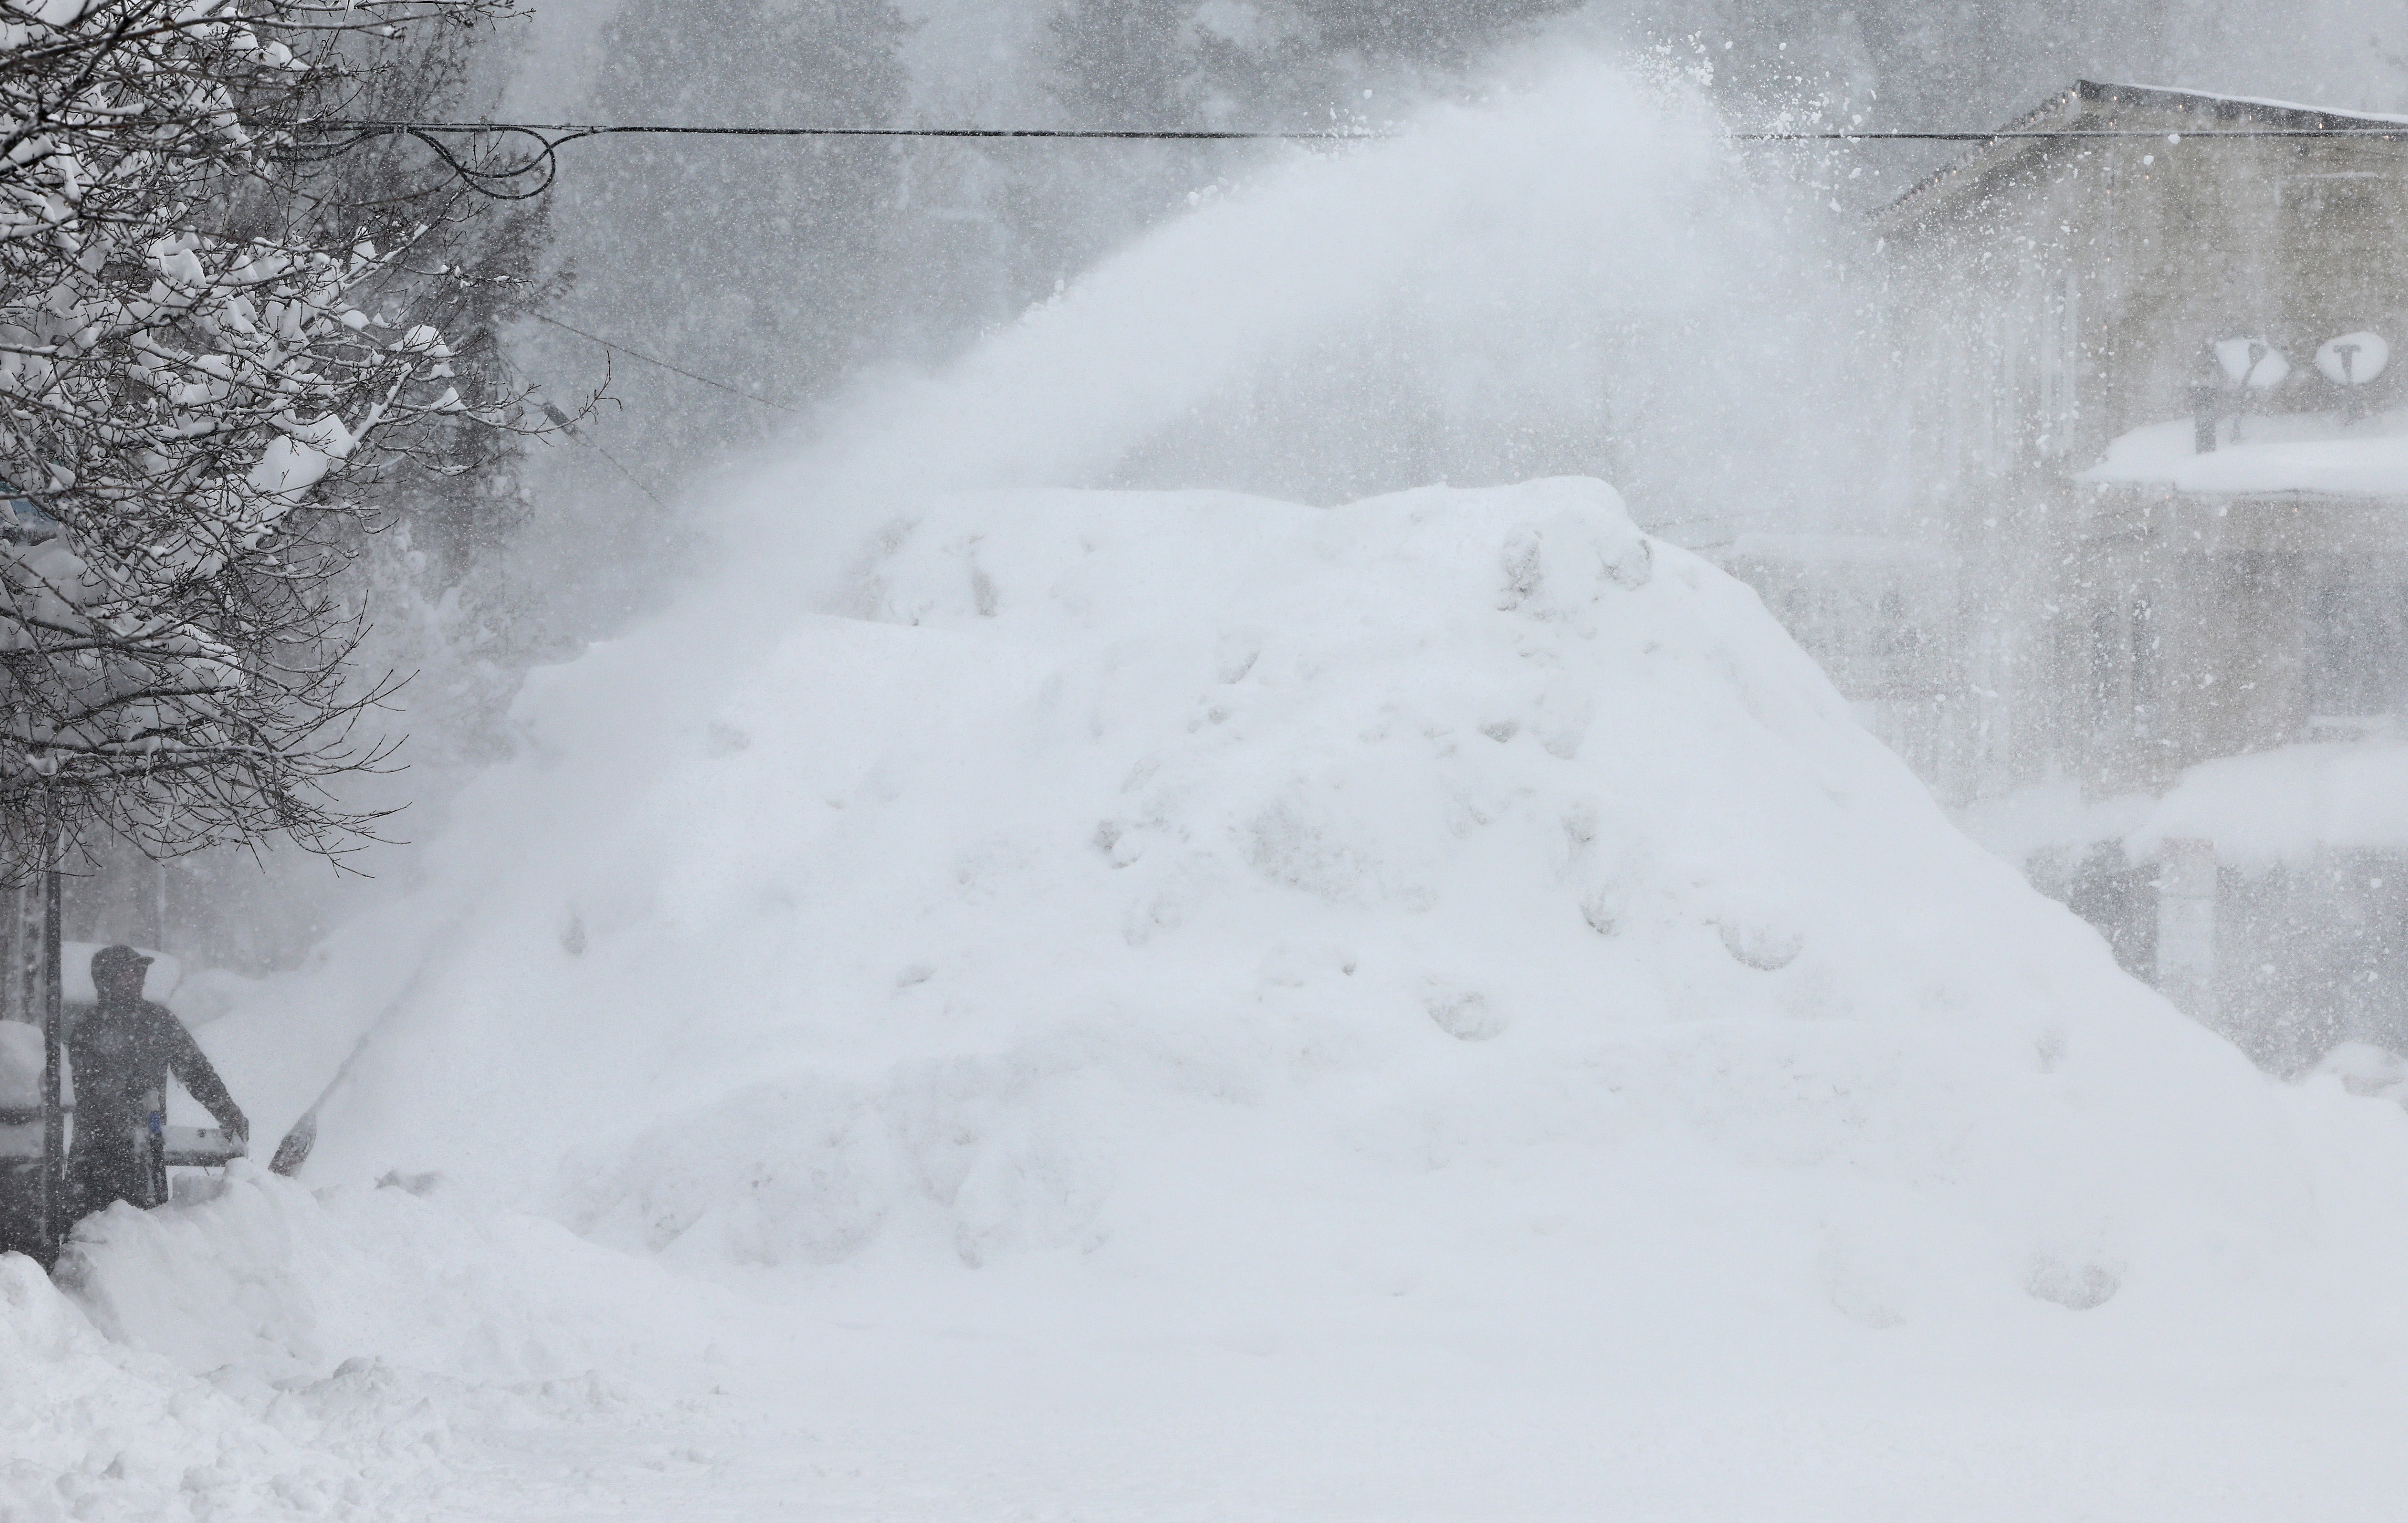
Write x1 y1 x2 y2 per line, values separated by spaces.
205 477 2402 1357
27 480 2408 1520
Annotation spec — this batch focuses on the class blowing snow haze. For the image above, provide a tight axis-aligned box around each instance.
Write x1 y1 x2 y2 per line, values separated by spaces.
10 2 2408 1520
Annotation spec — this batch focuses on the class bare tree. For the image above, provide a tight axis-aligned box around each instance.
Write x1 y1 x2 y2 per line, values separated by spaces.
0 0 532 879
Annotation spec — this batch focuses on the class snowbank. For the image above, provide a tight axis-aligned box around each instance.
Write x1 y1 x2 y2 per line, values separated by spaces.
57 1166 683 1387
2 1167 708 1521
1 1246 348 1523
192 476 2399 1366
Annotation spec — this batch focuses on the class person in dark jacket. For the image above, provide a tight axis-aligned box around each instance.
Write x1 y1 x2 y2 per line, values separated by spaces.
68 944 247 1216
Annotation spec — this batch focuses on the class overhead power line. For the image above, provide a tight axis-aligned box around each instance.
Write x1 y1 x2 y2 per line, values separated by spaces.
458 110 2406 490
291 120 1388 197
355 121 1386 141
312 119 2408 142
288 117 2408 197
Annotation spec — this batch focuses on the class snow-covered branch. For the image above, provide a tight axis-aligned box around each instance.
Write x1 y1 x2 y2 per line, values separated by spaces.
0 0 523 876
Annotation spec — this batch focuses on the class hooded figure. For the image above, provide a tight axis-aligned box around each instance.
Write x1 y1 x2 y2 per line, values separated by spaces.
68 944 247 1215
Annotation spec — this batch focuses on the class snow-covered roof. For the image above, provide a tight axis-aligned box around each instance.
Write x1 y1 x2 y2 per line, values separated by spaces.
2094 82 2408 129
2131 740 2408 866
1958 739 2408 869
2079 410 2408 500
1883 80 2408 228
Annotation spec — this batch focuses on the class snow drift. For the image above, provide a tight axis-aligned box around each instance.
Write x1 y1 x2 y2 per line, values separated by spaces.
5 1168 695 1523
199 476 2396 1366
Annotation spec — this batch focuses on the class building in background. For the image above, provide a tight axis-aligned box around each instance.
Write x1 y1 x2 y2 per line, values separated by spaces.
1721 81 2408 1071
1713 533 1962 783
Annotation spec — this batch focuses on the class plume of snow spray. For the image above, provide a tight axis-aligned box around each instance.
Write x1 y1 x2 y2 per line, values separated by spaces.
703 52 1896 619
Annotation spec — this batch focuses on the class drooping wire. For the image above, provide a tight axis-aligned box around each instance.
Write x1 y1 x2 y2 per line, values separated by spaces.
278 122 568 200
494 354 670 509
555 419 665 509
528 312 798 415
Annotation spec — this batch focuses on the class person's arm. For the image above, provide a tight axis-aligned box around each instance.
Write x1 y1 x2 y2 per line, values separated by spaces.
156 1009 247 1143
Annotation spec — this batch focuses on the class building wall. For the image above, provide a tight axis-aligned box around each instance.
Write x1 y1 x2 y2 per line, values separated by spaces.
1881 102 2408 806
1729 89 2408 1072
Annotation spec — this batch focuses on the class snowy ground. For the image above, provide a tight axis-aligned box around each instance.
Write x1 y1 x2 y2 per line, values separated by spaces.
23 1149 2408 1521
27 1178 2408 1523
18 478 2408 1521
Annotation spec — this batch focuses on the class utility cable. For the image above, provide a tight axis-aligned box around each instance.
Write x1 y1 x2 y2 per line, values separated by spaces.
529 311 799 415
315 120 1386 142
285 120 1388 198
498 355 670 509
555 422 665 510
279 116 2408 198
310 119 2408 142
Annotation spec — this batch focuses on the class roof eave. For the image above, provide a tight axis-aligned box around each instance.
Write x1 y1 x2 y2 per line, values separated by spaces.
1875 79 2408 236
